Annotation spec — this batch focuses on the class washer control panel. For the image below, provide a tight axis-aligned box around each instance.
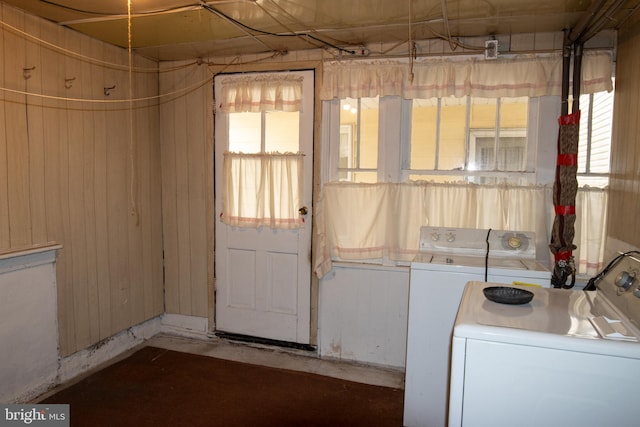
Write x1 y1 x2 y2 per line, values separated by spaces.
418 227 536 259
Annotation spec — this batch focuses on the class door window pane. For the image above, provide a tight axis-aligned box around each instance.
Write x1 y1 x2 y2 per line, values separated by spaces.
265 111 300 152
229 112 261 153
229 111 300 154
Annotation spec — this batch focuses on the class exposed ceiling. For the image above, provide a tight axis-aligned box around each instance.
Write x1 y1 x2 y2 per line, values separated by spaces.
3 0 640 61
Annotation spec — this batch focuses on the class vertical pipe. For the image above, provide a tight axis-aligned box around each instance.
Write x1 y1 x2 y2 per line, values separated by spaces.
561 30 572 116
572 42 584 114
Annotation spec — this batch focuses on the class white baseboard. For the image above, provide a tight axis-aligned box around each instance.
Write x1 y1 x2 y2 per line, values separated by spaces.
160 313 210 339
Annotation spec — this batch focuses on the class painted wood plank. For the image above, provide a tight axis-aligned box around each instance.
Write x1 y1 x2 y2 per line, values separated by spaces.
24 13 47 245
609 15 640 249
160 65 181 314
136 56 163 319
56 24 75 356
0 5 10 249
4 7 32 248
135 55 153 320
64 30 92 351
143 61 164 318
186 65 208 317
77 34 100 345
126 53 146 327
174 64 193 315
90 40 112 343
40 23 76 356
104 44 132 336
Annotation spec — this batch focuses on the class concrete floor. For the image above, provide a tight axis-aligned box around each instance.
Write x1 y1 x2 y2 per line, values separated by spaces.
148 334 405 389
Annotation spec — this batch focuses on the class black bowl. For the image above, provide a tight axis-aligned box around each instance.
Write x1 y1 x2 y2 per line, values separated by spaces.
483 286 534 305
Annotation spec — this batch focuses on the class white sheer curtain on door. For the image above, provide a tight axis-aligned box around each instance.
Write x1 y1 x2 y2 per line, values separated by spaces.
218 74 305 229
219 74 303 112
221 152 304 229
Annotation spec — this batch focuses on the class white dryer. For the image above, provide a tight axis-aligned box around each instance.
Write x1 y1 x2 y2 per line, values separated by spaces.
403 227 551 427
449 252 640 427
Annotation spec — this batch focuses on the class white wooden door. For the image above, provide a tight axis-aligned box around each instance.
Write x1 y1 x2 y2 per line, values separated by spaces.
213 70 314 344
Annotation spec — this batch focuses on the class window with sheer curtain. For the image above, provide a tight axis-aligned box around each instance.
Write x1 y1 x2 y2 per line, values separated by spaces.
315 52 613 278
313 182 607 278
218 74 305 229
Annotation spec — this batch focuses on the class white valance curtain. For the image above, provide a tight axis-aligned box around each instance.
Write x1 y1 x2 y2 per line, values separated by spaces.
221 152 304 229
218 74 303 112
313 182 607 279
320 51 613 100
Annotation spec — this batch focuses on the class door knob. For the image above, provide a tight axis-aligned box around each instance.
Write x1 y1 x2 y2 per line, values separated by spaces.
298 206 308 215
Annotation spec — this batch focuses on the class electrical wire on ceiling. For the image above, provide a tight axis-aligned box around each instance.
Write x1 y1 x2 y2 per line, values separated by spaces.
198 1 359 55
252 1 327 50
429 0 485 52
33 0 490 60
260 0 352 48
441 0 457 51
200 2 277 52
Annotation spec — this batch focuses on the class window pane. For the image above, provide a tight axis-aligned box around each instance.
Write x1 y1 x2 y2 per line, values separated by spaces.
339 97 379 181
265 111 299 152
468 97 527 172
439 97 467 170
498 97 528 171
359 98 379 169
469 98 497 170
470 97 497 129
410 98 437 169
589 91 613 173
229 112 261 153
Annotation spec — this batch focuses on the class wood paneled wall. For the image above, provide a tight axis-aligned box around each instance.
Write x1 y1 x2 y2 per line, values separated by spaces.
158 62 213 321
0 4 163 356
608 12 640 249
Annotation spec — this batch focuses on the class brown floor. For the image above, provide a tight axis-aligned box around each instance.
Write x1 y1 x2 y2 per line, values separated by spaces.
41 346 404 427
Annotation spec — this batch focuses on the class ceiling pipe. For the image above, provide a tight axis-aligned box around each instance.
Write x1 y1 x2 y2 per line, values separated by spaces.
580 0 628 42
568 0 608 43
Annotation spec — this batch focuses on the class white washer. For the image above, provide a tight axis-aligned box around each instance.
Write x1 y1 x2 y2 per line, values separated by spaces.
449 253 640 427
403 227 551 427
